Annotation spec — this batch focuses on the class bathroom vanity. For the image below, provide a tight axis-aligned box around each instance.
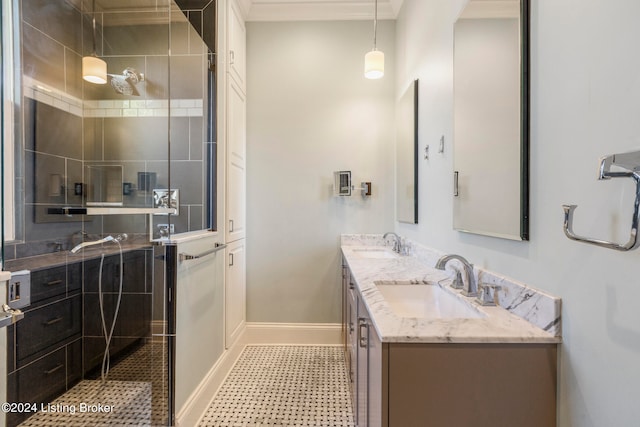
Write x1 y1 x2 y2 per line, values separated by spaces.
4 245 152 426
341 238 561 427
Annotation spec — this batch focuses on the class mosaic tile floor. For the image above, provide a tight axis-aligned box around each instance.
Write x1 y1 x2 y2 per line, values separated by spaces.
19 341 169 427
18 380 151 427
100 341 169 425
199 345 355 427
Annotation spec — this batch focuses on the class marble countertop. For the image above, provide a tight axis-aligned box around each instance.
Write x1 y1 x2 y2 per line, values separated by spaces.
342 245 561 344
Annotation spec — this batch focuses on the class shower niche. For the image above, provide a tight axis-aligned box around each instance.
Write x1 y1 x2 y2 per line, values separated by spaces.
85 165 124 206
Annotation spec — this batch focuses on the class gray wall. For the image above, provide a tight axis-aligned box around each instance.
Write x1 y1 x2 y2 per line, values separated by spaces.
246 20 396 323
396 0 640 425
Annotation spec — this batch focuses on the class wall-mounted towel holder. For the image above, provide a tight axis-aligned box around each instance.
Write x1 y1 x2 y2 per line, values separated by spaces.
563 150 640 251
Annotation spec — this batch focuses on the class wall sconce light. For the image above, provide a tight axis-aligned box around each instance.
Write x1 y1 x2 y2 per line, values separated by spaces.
364 0 384 79
82 0 107 84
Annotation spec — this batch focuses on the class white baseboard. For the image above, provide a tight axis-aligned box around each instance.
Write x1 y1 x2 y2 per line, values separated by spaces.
182 322 342 426
176 328 247 427
244 322 342 345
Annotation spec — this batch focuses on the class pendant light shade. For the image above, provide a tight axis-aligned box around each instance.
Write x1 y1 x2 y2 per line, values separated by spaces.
82 55 107 84
364 49 384 79
364 0 384 79
83 0 107 85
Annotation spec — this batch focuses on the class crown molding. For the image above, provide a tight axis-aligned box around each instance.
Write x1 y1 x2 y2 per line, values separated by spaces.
244 0 404 22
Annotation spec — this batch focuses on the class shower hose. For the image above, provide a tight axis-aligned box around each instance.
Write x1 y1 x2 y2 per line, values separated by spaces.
98 240 124 383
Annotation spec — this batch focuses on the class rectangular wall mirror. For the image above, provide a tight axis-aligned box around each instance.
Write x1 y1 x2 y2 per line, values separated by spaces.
453 0 529 240
396 79 419 224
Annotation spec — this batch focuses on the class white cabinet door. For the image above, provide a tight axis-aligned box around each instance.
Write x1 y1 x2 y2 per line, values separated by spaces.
225 239 246 348
227 0 246 91
226 78 246 242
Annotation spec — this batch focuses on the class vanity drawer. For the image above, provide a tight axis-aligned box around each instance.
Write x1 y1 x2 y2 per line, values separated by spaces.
30 264 80 304
7 347 68 426
16 295 81 363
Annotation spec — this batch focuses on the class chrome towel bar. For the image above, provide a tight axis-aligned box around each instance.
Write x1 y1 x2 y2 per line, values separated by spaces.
562 150 640 251
179 243 227 263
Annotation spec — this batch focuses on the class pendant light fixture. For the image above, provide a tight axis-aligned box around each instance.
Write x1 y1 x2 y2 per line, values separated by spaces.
83 0 107 84
364 0 384 79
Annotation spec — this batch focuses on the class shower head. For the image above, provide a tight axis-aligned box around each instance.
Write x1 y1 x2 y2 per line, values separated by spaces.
69 234 127 254
108 68 144 96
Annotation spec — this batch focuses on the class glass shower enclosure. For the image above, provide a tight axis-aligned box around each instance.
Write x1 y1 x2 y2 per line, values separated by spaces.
1 0 217 425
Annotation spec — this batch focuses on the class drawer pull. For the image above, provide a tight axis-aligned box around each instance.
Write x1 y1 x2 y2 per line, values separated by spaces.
45 280 63 286
43 317 64 326
358 318 368 348
43 364 64 375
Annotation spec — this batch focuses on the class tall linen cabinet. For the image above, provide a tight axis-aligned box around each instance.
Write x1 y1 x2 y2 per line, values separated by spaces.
223 0 247 349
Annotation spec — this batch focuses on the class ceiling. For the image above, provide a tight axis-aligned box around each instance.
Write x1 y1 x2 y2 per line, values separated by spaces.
237 0 405 22
72 0 404 23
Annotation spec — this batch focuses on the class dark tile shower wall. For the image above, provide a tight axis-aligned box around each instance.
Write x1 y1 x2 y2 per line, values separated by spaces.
8 0 212 257
82 250 152 376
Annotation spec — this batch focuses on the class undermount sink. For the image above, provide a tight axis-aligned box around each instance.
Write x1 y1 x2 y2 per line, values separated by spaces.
352 248 398 259
374 281 485 319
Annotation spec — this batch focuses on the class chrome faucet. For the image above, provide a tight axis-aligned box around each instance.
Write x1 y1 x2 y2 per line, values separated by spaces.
383 232 401 253
435 254 478 297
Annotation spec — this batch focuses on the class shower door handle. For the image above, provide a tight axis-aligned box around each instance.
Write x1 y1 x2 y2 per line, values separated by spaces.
179 243 227 263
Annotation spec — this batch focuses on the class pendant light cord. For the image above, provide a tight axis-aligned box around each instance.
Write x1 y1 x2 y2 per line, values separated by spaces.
91 0 98 55
373 0 378 50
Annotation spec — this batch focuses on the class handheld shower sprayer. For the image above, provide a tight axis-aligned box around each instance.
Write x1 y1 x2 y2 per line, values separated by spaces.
68 232 128 383
70 233 128 254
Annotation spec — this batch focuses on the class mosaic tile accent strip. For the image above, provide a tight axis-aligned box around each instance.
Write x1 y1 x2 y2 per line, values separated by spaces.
23 76 203 118
199 346 354 427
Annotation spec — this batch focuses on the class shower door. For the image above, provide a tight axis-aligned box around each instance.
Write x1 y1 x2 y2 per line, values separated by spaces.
2 0 217 425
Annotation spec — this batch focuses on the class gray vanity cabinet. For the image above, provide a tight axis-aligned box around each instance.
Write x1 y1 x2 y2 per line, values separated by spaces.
343 263 385 427
6 249 151 427
6 263 83 426
342 263 557 427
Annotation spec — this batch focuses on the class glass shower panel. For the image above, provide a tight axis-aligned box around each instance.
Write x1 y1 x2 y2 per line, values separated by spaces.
4 1 216 425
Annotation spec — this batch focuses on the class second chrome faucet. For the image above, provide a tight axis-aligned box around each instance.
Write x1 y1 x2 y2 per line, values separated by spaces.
435 254 478 297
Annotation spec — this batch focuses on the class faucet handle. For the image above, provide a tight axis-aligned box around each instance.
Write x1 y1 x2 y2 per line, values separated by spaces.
477 283 501 306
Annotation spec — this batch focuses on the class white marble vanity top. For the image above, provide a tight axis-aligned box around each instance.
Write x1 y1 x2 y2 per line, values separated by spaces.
342 244 562 344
